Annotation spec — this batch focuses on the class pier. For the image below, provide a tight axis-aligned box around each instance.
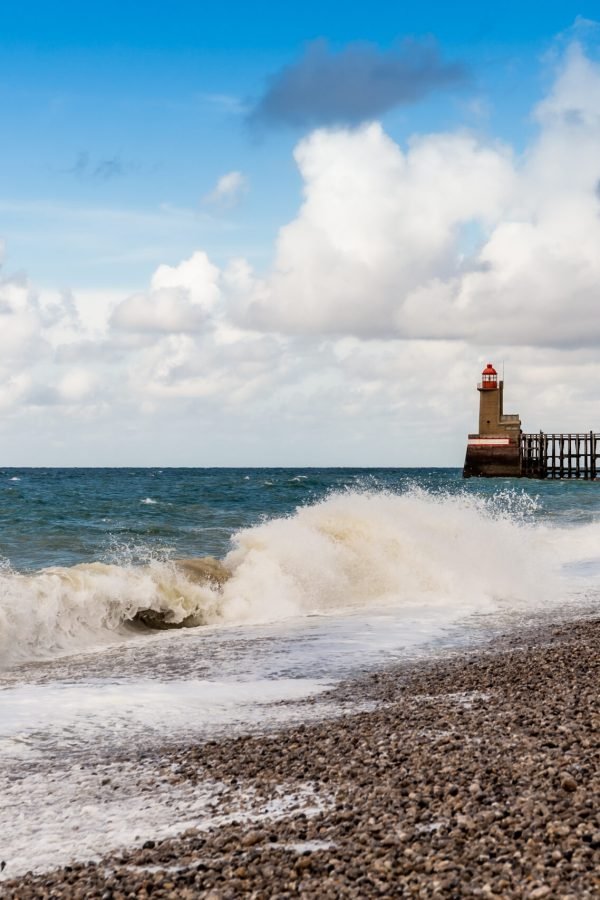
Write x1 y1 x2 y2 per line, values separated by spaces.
521 432 600 480
462 364 599 479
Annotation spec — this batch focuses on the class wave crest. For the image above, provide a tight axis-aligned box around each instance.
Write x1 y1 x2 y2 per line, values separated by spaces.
0 489 563 667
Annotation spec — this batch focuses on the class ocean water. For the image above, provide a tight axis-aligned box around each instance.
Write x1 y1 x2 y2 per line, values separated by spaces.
1 467 599 877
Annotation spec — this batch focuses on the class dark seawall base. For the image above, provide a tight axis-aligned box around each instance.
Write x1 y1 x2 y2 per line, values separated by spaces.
5 615 599 899
463 444 521 478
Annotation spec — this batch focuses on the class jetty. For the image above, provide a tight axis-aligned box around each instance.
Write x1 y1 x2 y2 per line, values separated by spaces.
463 364 599 479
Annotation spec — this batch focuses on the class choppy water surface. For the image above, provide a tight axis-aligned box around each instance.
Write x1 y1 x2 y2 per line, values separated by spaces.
1 468 599 876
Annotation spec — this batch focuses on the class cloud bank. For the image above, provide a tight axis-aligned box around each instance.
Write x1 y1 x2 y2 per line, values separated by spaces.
248 38 467 129
2 40 600 464
242 43 600 350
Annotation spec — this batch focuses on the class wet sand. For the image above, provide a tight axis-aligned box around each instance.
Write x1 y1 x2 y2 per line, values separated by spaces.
4 614 599 898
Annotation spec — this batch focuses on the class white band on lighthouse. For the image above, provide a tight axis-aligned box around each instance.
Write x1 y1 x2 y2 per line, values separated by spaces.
467 438 511 447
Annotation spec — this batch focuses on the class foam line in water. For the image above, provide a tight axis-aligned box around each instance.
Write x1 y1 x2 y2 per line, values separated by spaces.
0 488 572 667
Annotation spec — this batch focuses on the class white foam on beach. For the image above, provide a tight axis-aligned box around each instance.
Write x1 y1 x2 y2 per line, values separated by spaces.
0 757 327 879
0 677 330 759
272 839 336 853
0 487 585 668
0 603 471 767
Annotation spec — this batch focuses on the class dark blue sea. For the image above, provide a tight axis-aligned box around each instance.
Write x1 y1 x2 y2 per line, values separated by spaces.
3 466 600 571
1 467 599 876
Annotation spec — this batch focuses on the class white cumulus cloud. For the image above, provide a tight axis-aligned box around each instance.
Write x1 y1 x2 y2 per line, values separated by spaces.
111 252 220 333
239 123 514 336
222 40 600 353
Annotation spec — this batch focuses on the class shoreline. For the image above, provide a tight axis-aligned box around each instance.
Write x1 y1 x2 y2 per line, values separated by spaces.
4 612 599 898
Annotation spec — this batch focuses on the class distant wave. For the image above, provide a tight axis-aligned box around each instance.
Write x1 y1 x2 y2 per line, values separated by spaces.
0 488 582 668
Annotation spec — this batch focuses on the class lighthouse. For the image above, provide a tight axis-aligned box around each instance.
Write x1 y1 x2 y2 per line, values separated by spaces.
463 364 522 477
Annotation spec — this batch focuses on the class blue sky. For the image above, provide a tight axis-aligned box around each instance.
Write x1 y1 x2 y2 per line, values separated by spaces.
1 3 600 464
0 1 596 289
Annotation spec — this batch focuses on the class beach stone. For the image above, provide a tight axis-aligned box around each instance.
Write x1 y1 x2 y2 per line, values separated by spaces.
560 774 578 792
529 886 552 898
241 829 265 848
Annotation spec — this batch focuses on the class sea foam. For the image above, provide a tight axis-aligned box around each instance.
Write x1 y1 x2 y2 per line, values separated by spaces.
0 489 574 667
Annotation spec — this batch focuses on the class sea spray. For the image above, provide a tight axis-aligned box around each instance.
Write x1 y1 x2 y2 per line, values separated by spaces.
0 561 222 667
218 487 553 623
0 488 568 668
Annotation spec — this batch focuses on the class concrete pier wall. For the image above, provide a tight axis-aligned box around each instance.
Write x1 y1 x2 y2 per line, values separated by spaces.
463 436 521 478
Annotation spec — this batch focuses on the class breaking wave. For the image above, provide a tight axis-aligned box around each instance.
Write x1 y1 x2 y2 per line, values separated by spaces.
0 488 583 667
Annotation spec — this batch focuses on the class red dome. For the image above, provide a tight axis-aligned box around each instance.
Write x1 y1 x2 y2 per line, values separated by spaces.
481 363 497 376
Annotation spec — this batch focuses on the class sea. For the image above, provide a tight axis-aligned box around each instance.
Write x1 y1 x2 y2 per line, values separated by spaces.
1 467 599 878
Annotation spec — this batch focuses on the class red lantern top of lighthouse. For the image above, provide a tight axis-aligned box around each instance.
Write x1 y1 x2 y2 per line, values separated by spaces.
479 363 498 391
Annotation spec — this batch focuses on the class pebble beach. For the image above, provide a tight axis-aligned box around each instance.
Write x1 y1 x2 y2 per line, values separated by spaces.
4 613 598 899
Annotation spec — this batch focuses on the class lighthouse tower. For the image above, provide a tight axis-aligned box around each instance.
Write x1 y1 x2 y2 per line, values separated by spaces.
463 364 521 477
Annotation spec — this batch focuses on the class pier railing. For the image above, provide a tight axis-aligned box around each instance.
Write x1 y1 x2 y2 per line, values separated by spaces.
521 432 600 480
